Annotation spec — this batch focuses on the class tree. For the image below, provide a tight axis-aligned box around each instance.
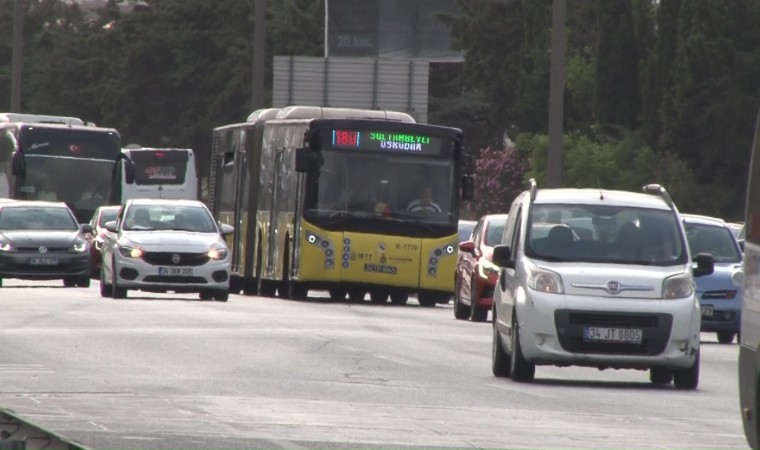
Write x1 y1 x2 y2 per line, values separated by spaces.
468 145 529 217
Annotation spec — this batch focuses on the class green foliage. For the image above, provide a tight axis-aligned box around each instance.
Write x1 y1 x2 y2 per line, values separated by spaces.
468 145 529 217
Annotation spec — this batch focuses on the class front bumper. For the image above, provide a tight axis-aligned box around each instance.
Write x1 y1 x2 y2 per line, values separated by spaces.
0 251 90 280
516 291 700 370
114 252 230 293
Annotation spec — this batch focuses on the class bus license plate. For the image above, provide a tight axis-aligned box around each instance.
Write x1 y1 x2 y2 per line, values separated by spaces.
29 257 59 266
158 267 193 276
701 305 714 317
583 326 642 344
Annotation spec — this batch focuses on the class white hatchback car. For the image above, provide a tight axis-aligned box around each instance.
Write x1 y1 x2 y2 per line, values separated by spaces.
99 199 233 301
491 181 714 389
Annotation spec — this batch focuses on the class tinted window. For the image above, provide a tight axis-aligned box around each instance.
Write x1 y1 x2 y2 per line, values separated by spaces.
0 206 77 231
458 221 475 242
484 219 507 246
131 150 189 185
19 126 120 159
684 223 742 263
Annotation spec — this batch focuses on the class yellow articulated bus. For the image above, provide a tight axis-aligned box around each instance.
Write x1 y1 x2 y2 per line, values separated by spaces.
208 106 473 306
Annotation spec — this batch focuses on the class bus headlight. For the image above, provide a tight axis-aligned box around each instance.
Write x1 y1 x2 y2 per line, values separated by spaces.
208 245 228 260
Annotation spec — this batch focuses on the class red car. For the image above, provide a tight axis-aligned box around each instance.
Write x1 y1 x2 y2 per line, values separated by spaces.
454 214 508 321
86 205 121 277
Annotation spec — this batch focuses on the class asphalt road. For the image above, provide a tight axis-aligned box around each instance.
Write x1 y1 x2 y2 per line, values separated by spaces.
0 279 749 449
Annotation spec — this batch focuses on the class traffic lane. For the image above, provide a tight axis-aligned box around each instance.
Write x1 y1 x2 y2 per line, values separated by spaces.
0 280 747 449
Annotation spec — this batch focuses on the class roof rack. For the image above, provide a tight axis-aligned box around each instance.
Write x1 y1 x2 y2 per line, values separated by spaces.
642 183 675 209
528 178 538 202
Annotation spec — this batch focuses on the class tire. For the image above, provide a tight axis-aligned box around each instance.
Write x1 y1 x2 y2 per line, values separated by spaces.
348 288 365 303
417 292 437 307
453 275 471 320
492 311 511 377
229 276 242 295
242 279 258 296
213 291 229 302
469 276 488 322
329 287 347 301
717 331 736 344
389 292 409 305
199 291 213 301
0 278 3 288
510 314 535 382
99 265 111 298
288 281 308 300
63 277 76 288
111 259 127 299
77 277 91 288
649 367 673 385
672 351 700 390
370 290 388 305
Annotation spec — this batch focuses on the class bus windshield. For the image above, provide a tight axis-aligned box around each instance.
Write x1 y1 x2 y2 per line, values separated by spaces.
130 150 189 185
19 155 116 223
305 149 456 225
20 127 120 159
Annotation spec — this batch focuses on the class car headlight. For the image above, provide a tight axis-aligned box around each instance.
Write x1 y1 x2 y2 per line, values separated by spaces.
478 259 501 278
208 245 228 260
0 240 13 252
527 266 564 294
118 245 143 258
732 269 744 287
662 273 694 299
70 240 87 253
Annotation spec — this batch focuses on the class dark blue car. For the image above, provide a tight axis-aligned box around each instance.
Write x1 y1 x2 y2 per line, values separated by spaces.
683 214 744 344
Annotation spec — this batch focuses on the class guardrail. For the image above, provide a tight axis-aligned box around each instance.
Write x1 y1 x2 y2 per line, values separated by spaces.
0 409 88 450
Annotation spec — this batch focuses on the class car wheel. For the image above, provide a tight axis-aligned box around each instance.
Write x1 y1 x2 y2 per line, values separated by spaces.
99 265 111 298
492 311 511 377
469 276 488 322
717 331 736 344
213 291 229 302
63 277 76 288
672 351 700 390
510 314 535 382
77 276 91 288
417 292 437 307
453 274 471 320
649 367 673 385
0 278 3 288
111 259 127 299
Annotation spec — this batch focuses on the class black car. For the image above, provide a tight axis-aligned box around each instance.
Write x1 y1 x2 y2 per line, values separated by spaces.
0 201 93 287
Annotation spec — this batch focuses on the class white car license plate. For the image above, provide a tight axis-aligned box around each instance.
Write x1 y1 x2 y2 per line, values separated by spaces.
701 305 714 317
158 267 193 276
583 326 642 344
29 257 59 266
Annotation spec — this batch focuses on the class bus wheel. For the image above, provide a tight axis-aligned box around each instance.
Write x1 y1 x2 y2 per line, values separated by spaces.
229 276 243 295
329 288 347 301
370 290 389 304
348 288 365 303
242 279 258 296
417 292 437 307
390 292 409 305
288 281 308 300
259 280 277 297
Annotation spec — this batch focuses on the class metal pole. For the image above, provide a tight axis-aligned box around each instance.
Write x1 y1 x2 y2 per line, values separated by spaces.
11 0 23 112
547 0 566 188
324 0 329 58
251 0 266 111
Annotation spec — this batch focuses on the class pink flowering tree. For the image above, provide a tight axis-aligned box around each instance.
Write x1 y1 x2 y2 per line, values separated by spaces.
465 145 529 218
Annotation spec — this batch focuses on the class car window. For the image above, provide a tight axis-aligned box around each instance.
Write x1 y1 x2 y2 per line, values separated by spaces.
0 206 78 231
484 219 507 246
458 221 475 242
124 204 216 232
525 203 687 265
98 208 119 226
685 223 742 263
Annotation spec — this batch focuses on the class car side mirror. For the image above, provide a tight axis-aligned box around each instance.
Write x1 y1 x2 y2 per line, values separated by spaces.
693 253 715 278
462 175 474 201
219 223 234 236
459 240 475 253
295 147 309 173
492 244 514 269
104 220 118 233
80 223 94 234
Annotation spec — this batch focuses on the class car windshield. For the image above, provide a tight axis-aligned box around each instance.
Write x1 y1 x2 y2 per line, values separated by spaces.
484 219 507 246
526 204 687 265
124 204 216 233
98 208 119 226
684 222 742 263
0 206 78 231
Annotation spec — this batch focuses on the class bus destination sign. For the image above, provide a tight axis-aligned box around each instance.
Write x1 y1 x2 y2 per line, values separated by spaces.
330 129 443 155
